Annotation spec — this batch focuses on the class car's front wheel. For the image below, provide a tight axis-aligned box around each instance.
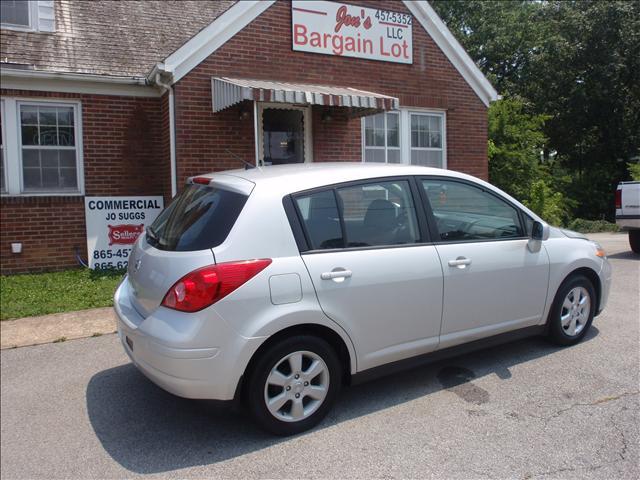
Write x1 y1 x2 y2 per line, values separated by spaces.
246 335 341 436
547 274 596 346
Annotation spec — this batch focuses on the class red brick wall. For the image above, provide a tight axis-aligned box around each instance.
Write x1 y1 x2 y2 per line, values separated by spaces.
174 0 488 183
0 89 166 274
1 0 491 273
312 106 362 162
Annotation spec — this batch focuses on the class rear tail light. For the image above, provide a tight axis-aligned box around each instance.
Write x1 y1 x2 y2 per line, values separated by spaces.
162 259 272 312
615 189 622 209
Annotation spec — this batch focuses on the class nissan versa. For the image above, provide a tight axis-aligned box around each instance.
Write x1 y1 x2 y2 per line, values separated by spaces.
114 163 611 435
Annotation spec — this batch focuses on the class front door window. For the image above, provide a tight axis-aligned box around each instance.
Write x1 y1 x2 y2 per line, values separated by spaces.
262 108 305 165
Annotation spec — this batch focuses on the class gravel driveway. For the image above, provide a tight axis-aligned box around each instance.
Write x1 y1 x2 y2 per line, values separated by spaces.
1 232 638 479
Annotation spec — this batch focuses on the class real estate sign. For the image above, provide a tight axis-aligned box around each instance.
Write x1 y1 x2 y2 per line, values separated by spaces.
84 196 164 270
291 0 413 64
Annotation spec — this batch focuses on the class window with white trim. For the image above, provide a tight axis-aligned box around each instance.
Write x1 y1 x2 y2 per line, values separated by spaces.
1 1 55 32
1 101 6 193
1 98 83 196
0 0 30 27
20 103 78 191
362 109 446 168
410 112 444 167
363 112 400 163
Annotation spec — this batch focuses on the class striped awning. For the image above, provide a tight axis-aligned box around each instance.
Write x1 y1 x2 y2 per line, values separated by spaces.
211 77 400 113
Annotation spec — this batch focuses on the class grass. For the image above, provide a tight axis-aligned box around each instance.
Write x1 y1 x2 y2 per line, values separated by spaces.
0 268 125 321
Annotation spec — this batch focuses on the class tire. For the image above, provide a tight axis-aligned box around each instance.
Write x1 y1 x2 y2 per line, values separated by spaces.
547 275 596 346
630 230 640 254
246 335 342 436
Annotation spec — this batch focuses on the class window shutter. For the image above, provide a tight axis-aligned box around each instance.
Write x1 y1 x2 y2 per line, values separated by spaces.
36 0 55 32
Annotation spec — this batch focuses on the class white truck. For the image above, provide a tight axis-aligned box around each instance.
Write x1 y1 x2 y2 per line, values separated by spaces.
616 181 640 253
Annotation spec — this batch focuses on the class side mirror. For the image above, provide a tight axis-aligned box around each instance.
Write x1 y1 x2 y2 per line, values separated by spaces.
531 221 550 241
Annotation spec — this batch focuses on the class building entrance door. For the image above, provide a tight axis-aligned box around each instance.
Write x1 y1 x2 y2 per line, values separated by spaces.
258 104 312 165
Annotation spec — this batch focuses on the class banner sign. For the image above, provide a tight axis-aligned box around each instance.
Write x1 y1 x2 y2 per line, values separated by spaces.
292 0 413 64
84 196 164 270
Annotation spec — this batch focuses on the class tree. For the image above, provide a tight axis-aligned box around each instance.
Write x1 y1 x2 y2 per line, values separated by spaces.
431 0 546 95
529 1 640 219
487 97 571 224
487 97 547 202
432 0 640 221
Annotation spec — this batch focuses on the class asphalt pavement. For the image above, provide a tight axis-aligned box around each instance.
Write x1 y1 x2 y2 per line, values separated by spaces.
1 232 638 479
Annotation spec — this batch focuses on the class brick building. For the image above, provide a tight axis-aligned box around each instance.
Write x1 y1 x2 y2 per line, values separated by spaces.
0 0 497 274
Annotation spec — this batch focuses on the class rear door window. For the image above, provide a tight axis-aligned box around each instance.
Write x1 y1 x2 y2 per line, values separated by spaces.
146 184 247 251
294 190 343 250
293 179 421 250
336 180 420 247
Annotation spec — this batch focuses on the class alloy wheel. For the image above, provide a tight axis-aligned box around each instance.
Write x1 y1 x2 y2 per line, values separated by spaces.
560 286 591 336
263 350 330 422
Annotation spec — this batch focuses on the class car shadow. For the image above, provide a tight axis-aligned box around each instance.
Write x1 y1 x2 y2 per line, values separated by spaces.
607 250 638 260
86 326 599 474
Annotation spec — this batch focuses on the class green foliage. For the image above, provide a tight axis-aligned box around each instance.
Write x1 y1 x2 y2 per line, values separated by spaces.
432 0 640 222
430 1 546 96
628 163 640 181
524 179 568 226
567 218 620 233
487 97 549 202
0 268 124 320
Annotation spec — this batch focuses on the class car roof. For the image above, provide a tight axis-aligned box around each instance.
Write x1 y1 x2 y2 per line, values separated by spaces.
208 162 478 194
193 162 543 223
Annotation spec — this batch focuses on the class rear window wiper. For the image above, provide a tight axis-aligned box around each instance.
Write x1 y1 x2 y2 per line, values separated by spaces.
146 225 158 241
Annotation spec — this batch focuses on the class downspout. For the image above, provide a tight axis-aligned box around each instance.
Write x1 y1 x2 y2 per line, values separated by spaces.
155 73 178 198
253 100 260 166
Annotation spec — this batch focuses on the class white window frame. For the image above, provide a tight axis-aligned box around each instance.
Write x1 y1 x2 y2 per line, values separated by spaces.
408 109 447 168
1 100 7 192
1 0 37 31
0 97 84 196
362 111 401 164
361 108 447 169
1 1 55 33
257 102 313 165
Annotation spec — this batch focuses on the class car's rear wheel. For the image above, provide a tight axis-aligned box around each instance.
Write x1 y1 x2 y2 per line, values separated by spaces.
246 335 341 436
547 275 596 346
629 230 640 254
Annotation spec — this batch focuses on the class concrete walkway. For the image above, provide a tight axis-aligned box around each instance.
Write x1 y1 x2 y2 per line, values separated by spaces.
0 307 116 349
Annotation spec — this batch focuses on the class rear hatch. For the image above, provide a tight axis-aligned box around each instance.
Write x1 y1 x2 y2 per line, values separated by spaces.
126 175 254 317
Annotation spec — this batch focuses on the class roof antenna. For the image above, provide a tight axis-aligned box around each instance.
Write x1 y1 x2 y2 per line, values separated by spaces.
225 149 262 172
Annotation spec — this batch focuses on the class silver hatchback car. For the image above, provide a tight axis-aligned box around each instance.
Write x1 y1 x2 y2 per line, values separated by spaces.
115 163 611 435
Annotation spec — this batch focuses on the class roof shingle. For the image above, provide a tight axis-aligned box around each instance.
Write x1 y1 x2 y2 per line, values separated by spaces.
0 0 237 78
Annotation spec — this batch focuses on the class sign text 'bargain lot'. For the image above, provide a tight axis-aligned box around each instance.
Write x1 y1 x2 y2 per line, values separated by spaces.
291 1 413 64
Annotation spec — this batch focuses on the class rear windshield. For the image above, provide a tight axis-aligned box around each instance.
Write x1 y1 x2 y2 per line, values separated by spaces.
146 184 248 251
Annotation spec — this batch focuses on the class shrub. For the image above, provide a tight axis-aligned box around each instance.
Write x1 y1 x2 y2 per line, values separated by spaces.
524 179 568 226
567 218 620 233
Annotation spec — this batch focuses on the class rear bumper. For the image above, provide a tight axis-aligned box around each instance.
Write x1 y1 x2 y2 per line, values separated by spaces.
616 216 640 230
114 278 261 400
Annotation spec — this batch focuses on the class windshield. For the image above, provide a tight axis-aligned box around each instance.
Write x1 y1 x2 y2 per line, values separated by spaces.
146 184 248 251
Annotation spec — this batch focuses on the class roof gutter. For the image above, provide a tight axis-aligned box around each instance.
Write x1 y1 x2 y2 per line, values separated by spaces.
0 67 148 85
0 66 160 97
154 68 178 198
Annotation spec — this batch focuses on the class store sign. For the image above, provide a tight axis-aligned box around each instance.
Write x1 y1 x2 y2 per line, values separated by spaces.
291 0 413 64
84 196 164 270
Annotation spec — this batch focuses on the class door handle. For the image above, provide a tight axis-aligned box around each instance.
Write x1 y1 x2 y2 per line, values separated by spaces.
321 269 352 280
448 257 472 268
